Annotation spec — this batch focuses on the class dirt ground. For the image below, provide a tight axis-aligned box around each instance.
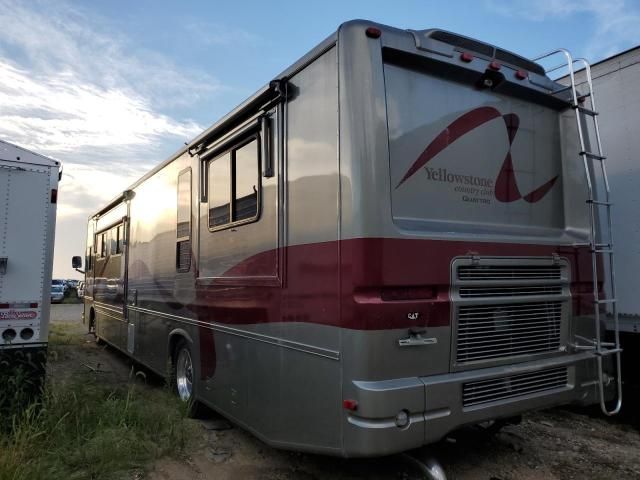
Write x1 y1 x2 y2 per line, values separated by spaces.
50 305 640 480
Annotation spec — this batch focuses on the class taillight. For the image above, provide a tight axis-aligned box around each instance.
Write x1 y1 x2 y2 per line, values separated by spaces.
365 27 381 39
460 52 474 63
343 399 358 411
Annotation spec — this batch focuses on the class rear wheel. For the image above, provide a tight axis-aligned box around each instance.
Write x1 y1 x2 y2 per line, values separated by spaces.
173 340 204 417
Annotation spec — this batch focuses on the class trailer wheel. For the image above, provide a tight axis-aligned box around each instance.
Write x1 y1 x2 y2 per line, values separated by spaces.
173 339 204 417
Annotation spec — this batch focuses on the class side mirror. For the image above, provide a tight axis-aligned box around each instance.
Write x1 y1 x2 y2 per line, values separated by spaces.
72 256 82 269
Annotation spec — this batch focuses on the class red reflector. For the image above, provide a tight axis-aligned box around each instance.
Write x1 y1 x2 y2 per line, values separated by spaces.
343 399 358 411
515 70 528 80
365 27 381 39
30 303 38 308
51 188 58 203
0 304 9 309
489 61 501 71
460 52 474 63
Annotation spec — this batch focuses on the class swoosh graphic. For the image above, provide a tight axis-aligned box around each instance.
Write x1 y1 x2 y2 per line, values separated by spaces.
396 107 559 203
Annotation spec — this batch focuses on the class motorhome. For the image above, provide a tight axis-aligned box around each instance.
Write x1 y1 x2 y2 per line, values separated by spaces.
1 140 60 392
76 21 621 457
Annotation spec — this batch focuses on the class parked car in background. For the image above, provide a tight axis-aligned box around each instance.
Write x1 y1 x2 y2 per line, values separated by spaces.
50 284 65 304
66 279 79 289
52 278 67 293
77 281 85 298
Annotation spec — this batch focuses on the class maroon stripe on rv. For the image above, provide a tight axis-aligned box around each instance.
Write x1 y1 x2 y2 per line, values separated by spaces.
182 238 598 332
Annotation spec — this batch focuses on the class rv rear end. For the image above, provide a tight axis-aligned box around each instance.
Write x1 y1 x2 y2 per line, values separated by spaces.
0 140 59 398
336 22 612 456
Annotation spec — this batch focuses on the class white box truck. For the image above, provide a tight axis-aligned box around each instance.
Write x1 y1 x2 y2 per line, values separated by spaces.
0 140 60 400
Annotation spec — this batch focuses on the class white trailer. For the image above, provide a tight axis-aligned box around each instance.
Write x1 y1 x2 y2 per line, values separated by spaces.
566 47 640 335
0 140 60 393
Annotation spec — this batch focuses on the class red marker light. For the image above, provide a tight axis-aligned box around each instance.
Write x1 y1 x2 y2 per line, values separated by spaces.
515 70 528 80
489 61 501 71
460 52 474 63
343 399 358 411
365 27 381 39
30 303 38 308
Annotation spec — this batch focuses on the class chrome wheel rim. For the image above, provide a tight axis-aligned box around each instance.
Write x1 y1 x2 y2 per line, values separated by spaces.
176 348 193 401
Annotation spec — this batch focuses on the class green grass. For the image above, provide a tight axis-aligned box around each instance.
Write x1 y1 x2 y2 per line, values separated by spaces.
0 327 195 480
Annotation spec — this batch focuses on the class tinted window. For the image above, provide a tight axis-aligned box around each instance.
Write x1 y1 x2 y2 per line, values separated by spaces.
110 227 117 255
177 171 191 239
208 153 231 227
176 170 192 272
116 225 123 254
234 139 258 222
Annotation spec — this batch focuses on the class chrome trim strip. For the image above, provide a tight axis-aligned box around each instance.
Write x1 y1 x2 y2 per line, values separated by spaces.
93 301 124 314
128 305 340 361
95 308 124 323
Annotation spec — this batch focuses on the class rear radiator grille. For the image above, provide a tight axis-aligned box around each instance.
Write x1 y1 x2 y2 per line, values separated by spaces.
457 265 562 281
456 301 562 363
463 367 569 407
459 285 563 298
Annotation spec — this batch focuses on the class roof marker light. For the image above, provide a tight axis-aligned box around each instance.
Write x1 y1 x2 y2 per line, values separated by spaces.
365 27 381 39
460 52 474 63
515 70 528 80
343 399 358 411
489 61 501 71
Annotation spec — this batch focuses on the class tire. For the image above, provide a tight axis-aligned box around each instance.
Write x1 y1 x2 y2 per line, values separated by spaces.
173 339 204 417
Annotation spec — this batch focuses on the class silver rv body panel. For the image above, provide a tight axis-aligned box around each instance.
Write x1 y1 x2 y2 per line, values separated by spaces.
83 21 612 457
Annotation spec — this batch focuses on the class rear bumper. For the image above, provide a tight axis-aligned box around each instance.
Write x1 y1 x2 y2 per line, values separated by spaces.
343 352 604 457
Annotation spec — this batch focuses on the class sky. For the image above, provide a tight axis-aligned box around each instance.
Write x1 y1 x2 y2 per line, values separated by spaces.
0 0 638 279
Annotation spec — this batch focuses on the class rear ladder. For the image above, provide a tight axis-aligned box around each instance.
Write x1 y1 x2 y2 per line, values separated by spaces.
533 48 622 416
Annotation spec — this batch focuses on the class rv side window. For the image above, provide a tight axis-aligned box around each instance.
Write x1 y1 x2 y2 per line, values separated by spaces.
208 137 259 230
97 233 107 258
110 227 118 255
234 139 258 222
115 225 123 254
209 153 231 227
86 247 92 270
176 169 192 272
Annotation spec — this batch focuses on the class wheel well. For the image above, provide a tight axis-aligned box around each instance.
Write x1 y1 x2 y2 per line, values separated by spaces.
168 334 186 363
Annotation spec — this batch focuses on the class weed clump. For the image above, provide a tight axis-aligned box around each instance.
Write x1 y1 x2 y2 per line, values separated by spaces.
0 375 193 479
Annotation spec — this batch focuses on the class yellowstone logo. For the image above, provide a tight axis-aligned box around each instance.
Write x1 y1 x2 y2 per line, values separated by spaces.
396 106 559 203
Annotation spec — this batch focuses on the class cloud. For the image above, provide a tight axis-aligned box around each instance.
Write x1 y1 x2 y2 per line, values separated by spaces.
0 61 201 160
485 0 640 60
0 0 215 198
0 0 243 277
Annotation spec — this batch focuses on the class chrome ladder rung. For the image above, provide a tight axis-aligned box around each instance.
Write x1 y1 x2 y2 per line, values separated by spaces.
592 248 613 254
594 298 617 304
580 151 606 160
587 200 612 206
573 105 598 116
595 348 623 357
